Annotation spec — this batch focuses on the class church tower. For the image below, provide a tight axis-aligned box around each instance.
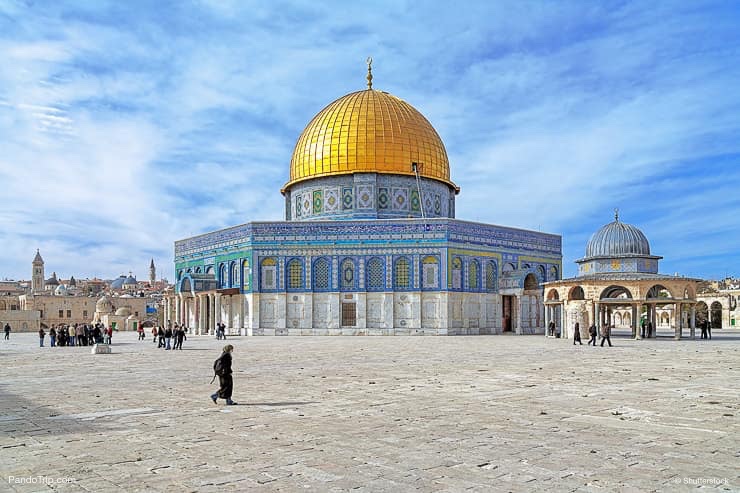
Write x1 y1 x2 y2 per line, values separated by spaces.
149 258 156 284
32 249 45 292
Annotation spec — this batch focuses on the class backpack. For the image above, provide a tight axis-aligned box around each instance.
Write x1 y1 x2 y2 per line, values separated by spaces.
213 355 226 376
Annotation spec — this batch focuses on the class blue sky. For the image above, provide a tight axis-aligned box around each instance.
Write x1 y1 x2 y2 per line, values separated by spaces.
1 0 739 282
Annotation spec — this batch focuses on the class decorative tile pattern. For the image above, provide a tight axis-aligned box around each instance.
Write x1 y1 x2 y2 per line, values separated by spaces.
424 194 433 215
324 188 340 213
302 195 311 217
342 187 354 210
410 189 421 213
313 190 323 215
357 185 374 209
377 187 389 210
295 194 302 218
392 188 408 211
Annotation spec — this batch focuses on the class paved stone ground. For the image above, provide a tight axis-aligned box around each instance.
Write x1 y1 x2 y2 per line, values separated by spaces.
1 330 738 493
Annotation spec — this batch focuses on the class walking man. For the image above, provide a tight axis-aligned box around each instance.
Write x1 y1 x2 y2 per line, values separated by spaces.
573 322 582 345
3 323 10 340
39 327 46 347
210 344 237 405
164 326 172 350
588 323 597 346
600 324 613 347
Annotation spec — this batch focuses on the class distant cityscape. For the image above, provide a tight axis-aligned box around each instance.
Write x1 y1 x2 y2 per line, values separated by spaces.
0 250 173 332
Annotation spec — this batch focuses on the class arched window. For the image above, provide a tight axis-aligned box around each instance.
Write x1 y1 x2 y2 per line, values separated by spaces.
195 266 202 274
485 261 498 292
537 265 546 282
241 260 250 290
261 258 277 290
287 258 303 290
468 260 480 290
394 257 411 289
422 256 439 289
205 265 214 275
451 257 462 289
340 258 355 291
230 262 239 288
366 257 385 291
548 266 558 281
313 258 330 290
218 265 226 288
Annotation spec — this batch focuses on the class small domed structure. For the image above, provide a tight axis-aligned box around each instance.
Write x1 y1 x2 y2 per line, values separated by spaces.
577 211 661 276
584 212 650 259
54 284 68 296
115 307 132 317
96 296 113 314
46 272 59 286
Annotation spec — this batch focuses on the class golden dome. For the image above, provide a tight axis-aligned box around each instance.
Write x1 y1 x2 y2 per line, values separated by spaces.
284 89 458 192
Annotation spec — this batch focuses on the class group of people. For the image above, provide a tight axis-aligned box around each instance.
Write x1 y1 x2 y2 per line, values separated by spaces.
215 322 227 340
700 319 712 339
573 322 613 347
151 324 188 350
38 323 113 347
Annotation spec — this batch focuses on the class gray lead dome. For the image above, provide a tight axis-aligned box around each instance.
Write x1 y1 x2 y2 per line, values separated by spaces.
585 220 650 258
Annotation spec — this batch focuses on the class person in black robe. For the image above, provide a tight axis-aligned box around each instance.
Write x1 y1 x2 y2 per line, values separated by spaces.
573 322 582 345
211 345 236 405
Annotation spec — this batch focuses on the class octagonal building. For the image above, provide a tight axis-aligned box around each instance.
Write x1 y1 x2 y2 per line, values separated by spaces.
166 67 562 335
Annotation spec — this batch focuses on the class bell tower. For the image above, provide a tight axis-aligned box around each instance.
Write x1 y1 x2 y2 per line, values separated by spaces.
32 249 45 292
149 258 156 284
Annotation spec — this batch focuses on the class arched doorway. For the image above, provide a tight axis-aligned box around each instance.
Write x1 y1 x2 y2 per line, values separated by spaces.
696 301 708 326
710 301 722 328
569 286 585 300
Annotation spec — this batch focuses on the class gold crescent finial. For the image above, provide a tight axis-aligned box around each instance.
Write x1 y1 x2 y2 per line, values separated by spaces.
366 56 373 89
614 208 619 222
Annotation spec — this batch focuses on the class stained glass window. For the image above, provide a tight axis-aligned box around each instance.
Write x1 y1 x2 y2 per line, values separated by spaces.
261 258 277 290
422 256 438 289
288 259 303 289
231 263 239 287
394 257 410 289
486 261 497 291
367 257 384 290
452 257 462 289
469 260 479 290
313 258 330 290
340 259 355 290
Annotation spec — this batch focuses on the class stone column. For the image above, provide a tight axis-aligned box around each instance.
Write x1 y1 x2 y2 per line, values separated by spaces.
690 305 696 339
544 305 550 337
215 293 222 326
515 296 522 335
631 304 637 338
594 303 601 329
200 295 207 335
209 294 216 335
651 305 657 338
227 295 233 333
164 297 170 328
560 303 565 339
674 303 681 340
238 294 245 335
175 295 181 325
635 303 642 339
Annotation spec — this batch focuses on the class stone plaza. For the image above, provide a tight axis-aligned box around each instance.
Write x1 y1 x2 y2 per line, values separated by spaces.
1 332 738 492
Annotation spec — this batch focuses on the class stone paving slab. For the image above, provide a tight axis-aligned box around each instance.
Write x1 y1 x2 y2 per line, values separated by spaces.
0 332 738 492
